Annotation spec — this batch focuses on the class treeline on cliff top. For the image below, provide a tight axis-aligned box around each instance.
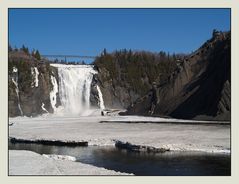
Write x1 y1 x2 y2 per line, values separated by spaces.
8 45 87 65
8 45 54 93
8 44 190 96
94 49 185 95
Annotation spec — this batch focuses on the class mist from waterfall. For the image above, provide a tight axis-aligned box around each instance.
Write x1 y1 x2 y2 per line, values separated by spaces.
50 64 104 116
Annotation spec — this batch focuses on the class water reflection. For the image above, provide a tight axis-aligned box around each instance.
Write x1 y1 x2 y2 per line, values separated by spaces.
9 142 230 176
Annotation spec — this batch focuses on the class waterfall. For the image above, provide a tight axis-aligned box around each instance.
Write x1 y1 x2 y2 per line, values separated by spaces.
50 75 58 112
96 85 105 110
41 103 49 113
51 64 97 115
11 67 23 116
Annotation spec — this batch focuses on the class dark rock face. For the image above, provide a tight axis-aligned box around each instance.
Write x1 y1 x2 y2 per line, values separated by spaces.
90 74 103 107
115 140 170 153
8 79 21 117
94 67 137 109
8 51 60 117
94 50 177 109
125 31 231 121
9 31 231 121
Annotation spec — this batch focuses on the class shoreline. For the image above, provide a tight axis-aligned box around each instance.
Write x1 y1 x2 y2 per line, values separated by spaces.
9 115 230 154
9 137 230 154
9 115 230 175
9 150 133 175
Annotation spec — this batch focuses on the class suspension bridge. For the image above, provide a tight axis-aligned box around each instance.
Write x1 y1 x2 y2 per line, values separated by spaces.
42 54 97 63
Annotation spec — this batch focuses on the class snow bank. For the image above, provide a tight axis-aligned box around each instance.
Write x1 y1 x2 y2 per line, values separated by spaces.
43 154 77 161
9 150 132 175
104 115 230 124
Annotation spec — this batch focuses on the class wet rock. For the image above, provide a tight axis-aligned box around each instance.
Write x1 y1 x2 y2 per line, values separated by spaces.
9 137 88 147
115 140 170 153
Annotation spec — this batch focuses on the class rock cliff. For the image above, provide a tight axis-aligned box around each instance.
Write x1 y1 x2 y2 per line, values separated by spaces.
94 50 177 109
124 31 231 120
8 51 60 117
8 30 231 121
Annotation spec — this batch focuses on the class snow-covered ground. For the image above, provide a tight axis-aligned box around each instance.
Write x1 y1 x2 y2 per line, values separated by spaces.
102 115 230 124
9 150 132 175
9 115 230 153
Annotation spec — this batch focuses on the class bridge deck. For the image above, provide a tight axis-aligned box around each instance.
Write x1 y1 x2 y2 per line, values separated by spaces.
42 55 97 59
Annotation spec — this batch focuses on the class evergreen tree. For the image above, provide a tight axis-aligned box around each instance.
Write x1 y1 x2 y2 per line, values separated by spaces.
212 29 219 37
21 45 29 55
14 46 18 52
31 49 35 57
8 45 12 52
34 50 41 60
103 48 107 56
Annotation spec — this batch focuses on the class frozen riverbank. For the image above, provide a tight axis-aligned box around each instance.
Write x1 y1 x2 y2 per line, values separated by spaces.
9 115 230 153
9 150 131 175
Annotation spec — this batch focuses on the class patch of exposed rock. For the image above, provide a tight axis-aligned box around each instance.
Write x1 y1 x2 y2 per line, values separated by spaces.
8 51 61 117
123 31 231 121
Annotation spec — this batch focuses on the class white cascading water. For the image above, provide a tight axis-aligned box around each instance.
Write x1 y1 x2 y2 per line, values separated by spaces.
41 103 49 113
50 75 58 113
50 64 104 116
96 85 105 110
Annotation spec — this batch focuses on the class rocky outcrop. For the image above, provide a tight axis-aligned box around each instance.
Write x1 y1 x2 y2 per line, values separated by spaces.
94 66 139 109
8 51 61 117
90 75 103 107
8 51 103 117
124 31 231 121
94 50 177 109
9 137 88 146
9 30 230 121
115 140 170 153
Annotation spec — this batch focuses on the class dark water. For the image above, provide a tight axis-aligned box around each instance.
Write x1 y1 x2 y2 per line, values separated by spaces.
9 142 231 176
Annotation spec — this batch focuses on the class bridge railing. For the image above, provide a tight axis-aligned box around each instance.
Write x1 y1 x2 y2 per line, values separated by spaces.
42 55 96 59
42 54 97 64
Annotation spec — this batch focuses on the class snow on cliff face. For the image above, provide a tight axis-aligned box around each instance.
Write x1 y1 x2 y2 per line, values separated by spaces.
11 67 23 116
10 63 105 117
51 64 97 115
13 67 18 73
31 67 39 88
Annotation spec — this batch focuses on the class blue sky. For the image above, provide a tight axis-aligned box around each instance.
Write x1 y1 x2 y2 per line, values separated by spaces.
9 9 230 62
